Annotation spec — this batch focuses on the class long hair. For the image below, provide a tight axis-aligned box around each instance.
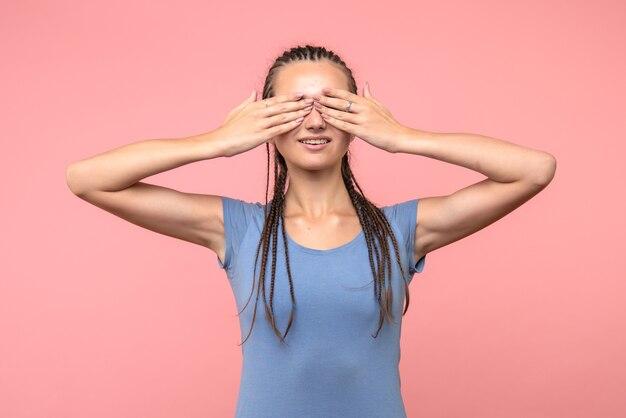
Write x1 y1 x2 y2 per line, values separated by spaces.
237 44 411 346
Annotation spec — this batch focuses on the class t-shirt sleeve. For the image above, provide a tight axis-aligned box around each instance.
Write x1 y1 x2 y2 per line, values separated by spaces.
382 198 426 278
217 196 262 271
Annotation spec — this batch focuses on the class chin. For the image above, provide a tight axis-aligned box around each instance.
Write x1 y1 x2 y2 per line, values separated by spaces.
292 155 345 171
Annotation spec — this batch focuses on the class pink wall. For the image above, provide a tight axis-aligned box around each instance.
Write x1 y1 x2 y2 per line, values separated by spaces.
2 0 624 417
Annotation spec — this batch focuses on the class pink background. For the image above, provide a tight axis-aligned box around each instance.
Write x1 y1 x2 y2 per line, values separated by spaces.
2 0 624 417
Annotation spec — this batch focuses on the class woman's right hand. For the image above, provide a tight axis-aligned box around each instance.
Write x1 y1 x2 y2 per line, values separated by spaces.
215 90 313 157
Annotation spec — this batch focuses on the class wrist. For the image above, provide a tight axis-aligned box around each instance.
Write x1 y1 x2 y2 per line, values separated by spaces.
185 129 230 159
392 126 431 154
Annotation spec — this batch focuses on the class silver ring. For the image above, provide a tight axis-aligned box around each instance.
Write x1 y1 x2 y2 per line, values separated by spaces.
345 100 352 112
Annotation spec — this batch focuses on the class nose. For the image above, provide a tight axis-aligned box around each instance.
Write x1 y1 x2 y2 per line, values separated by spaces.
303 105 327 130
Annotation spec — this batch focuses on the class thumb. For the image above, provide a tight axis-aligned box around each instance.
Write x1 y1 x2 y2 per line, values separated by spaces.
364 82 381 105
364 82 373 97
237 89 256 108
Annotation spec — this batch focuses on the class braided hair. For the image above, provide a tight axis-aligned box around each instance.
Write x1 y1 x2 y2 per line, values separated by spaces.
236 44 411 346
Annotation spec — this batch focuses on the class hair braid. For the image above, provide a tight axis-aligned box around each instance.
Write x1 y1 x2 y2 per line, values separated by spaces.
236 44 412 347
341 154 409 337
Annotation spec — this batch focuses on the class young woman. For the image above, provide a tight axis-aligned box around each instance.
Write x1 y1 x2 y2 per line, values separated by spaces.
66 44 556 417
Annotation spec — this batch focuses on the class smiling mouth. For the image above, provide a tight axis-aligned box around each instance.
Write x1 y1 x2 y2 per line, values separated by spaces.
298 139 331 145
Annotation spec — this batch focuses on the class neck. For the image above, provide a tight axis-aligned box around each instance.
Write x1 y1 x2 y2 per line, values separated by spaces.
282 163 354 218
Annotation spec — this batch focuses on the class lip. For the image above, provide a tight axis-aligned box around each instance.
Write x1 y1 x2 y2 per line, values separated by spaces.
299 141 331 151
297 137 331 151
298 136 331 142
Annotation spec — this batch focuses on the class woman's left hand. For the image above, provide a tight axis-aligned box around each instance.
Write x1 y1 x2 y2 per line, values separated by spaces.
313 82 407 153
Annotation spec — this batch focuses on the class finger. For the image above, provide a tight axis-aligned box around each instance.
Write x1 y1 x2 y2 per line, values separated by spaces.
240 89 256 106
264 103 312 128
319 86 360 103
363 85 385 110
260 91 304 108
314 101 358 123
315 95 361 113
363 82 377 102
319 112 358 135
267 115 306 137
263 95 312 117
316 87 361 112
232 89 256 110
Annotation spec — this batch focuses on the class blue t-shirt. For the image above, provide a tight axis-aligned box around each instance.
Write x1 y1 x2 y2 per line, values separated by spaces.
217 196 426 418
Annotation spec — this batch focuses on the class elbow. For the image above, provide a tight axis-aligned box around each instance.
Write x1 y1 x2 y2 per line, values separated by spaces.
530 152 557 187
66 164 86 197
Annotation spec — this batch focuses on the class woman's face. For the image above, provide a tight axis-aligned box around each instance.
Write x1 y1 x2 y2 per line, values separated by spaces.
269 60 354 172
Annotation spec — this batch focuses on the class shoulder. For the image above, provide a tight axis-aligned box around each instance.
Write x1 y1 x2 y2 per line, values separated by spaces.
222 196 266 217
220 196 267 240
217 196 266 270
379 199 419 226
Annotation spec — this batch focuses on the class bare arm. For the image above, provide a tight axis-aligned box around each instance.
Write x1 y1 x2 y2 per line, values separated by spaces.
65 90 312 261
393 128 557 264
66 133 227 195
65 131 228 255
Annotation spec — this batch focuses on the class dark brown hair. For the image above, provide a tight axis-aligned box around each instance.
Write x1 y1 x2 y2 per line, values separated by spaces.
237 44 410 346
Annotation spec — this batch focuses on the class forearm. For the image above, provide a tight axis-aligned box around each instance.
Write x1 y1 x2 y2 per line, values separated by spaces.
394 127 556 185
66 130 226 195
